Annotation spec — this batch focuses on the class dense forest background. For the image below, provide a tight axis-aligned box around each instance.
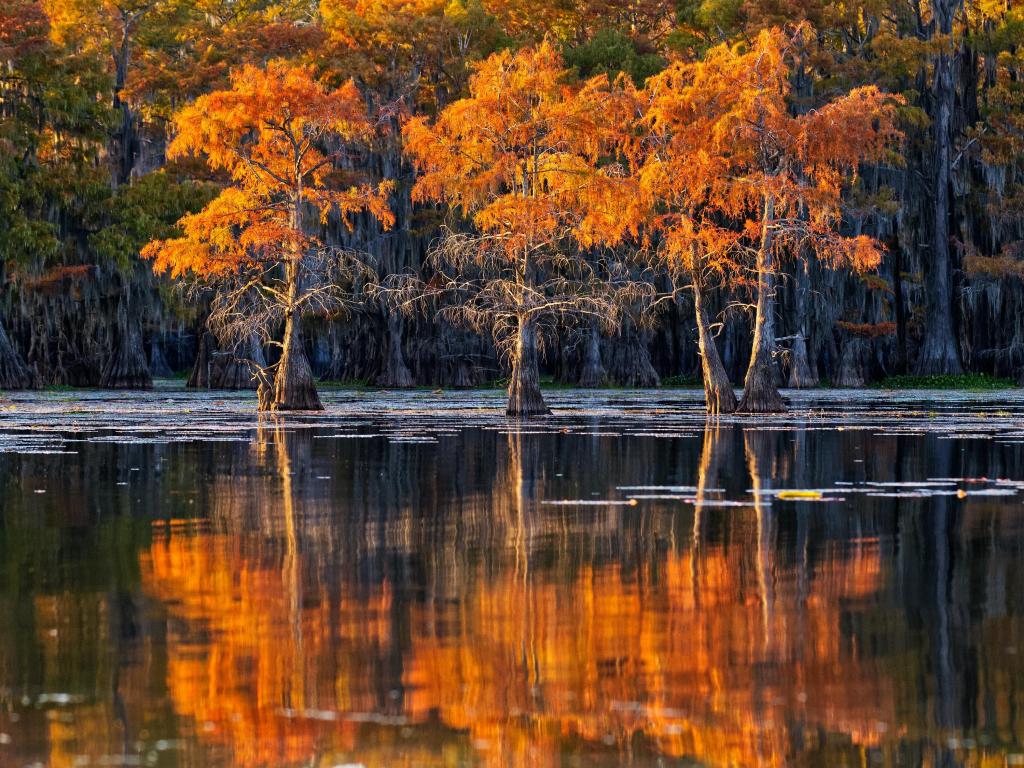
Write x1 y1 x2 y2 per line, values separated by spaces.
1 0 1023 392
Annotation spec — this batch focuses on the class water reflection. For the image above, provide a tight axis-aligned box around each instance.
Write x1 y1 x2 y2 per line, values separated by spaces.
1 412 1024 766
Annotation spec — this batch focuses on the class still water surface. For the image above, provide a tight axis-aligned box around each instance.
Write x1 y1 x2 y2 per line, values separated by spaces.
1 388 1024 767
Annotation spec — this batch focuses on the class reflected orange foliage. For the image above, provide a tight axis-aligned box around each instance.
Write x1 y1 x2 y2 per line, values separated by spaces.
140 522 893 767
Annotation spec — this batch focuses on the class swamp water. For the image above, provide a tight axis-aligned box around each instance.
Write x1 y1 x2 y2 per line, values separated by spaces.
1 387 1024 767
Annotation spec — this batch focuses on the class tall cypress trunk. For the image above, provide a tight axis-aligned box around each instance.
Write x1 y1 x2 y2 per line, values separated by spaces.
507 314 548 417
917 0 964 375
692 254 736 414
111 13 139 187
270 261 322 412
788 261 817 388
738 198 786 413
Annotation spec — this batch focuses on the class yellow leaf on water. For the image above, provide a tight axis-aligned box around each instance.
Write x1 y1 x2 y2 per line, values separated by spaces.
777 490 824 500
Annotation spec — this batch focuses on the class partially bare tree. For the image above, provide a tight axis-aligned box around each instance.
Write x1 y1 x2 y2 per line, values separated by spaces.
379 229 655 415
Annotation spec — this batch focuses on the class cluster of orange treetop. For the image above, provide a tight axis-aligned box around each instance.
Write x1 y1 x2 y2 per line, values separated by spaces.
140 25 903 415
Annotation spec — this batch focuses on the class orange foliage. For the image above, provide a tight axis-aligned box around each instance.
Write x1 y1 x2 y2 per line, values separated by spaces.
639 27 904 274
143 61 394 278
403 41 642 258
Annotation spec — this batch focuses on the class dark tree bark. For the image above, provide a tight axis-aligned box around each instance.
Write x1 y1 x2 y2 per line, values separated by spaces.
99 303 152 389
377 309 414 388
148 340 173 378
187 331 216 388
111 9 143 187
605 319 660 387
692 265 736 414
577 318 606 388
788 262 817 388
270 312 322 411
507 315 549 417
835 336 868 387
0 319 35 390
738 199 786 413
214 335 266 390
917 0 964 376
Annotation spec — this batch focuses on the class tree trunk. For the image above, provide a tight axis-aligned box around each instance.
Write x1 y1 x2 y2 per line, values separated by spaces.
270 312 322 411
692 266 736 414
100 302 152 389
788 261 817 388
111 17 139 187
0 318 35 390
788 333 817 388
577 318 606 388
214 335 266 390
376 309 414 388
148 340 173 378
605 319 660 387
917 0 963 376
187 331 215 388
738 199 786 413
835 336 867 387
507 315 549 417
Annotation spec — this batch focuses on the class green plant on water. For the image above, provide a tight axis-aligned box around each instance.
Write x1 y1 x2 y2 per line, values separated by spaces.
874 373 1015 391
661 373 702 387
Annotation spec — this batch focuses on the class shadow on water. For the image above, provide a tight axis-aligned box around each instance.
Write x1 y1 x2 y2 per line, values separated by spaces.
0 399 1023 766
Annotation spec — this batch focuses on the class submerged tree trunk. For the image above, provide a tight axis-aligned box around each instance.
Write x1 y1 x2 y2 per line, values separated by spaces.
917 0 964 376
577 317 606 388
100 302 152 390
507 314 549 417
738 199 786 413
692 264 736 414
0 319 35 390
270 312 322 411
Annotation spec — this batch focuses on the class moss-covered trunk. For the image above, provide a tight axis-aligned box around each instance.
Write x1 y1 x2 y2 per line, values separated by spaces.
917 1 963 376
0 318 35 390
577 317 606 388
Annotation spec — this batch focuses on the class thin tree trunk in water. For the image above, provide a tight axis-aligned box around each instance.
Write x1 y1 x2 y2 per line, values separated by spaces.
0 318 35 390
738 198 786 413
507 315 549 417
577 317 606 388
918 0 963 376
692 262 736 414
